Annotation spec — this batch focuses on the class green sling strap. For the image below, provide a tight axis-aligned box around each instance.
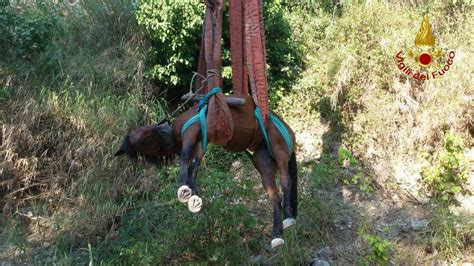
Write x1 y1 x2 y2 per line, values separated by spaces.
254 107 293 158
181 87 222 154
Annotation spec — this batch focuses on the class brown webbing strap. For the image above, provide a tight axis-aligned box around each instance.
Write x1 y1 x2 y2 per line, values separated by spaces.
228 0 268 150
244 0 269 124
193 0 270 148
197 0 234 145
229 0 248 96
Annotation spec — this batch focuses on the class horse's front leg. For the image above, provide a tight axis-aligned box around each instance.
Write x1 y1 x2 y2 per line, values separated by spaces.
177 126 204 212
185 141 204 213
177 127 199 204
187 140 203 195
177 140 194 204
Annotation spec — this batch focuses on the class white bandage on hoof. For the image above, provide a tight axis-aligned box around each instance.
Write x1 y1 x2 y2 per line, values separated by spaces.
283 218 296 229
187 195 203 213
271 238 285 249
177 185 192 203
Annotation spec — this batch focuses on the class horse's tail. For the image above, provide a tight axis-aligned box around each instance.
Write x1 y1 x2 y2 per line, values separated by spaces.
289 152 298 218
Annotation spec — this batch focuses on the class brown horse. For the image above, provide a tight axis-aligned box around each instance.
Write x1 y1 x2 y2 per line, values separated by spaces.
115 95 298 249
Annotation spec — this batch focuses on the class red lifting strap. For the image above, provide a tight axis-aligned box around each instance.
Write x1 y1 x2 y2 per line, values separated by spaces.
195 0 269 147
198 0 234 145
229 0 269 124
229 0 248 96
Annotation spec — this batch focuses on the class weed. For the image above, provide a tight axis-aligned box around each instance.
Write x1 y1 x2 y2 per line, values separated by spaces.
338 146 357 167
428 205 470 260
422 132 470 204
363 233 393 264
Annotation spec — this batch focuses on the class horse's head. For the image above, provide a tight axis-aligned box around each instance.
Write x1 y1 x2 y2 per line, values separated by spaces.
114 121 176 165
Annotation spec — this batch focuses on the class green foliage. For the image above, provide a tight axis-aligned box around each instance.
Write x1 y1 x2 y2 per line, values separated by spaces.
343 172 374 195
422 132 469 204
135 0 204 88
0 1 60 60
310 154 344 189
363 233 392 263
136 0 301 93
337 146 357 167
263 2 302 91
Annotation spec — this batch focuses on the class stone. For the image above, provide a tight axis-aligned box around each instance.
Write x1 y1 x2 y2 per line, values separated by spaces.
315 246 333 260
410 219 429 231
313 259 330 266
249 255 264 263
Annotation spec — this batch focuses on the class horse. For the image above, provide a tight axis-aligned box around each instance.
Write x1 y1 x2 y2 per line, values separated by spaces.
115 94 298 249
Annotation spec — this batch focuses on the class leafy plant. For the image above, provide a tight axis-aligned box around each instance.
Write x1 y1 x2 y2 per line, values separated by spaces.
422 132 469 204
337 146 357 167
363 233 392 263
0 1 60 60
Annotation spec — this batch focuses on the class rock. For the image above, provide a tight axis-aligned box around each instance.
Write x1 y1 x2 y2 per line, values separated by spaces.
313 259 330 266
249 255 264 264
315 246 333 260
450 196 474 215
431 260 449 266
14 248 24 256
231 160 243 169
410 219 429 231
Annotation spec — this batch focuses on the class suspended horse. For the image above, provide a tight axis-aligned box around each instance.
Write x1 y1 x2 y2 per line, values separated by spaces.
115 0 298 249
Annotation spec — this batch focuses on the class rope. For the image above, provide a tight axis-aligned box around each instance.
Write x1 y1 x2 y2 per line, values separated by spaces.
160 70 221 125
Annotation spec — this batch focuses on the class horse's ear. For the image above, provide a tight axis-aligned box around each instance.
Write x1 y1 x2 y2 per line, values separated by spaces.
115 135 131 156
158 119 170 126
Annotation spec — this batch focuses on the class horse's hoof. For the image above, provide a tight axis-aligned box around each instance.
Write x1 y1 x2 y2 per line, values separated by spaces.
177 185 192 203
271 238 285 249
283 218 296 229
188 195 203 213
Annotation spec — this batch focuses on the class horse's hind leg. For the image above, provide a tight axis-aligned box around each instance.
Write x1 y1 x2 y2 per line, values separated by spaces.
252 144 284 249
276 156 296 229
268 120 297 229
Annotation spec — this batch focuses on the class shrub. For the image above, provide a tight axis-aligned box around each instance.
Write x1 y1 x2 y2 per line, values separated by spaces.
363 233 392 263
337 146 357 167
136 0 301 94
0 0 60 60
422 132 469 204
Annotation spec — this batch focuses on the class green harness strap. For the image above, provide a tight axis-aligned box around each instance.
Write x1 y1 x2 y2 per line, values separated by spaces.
254 107 293 158
181 87 222 154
